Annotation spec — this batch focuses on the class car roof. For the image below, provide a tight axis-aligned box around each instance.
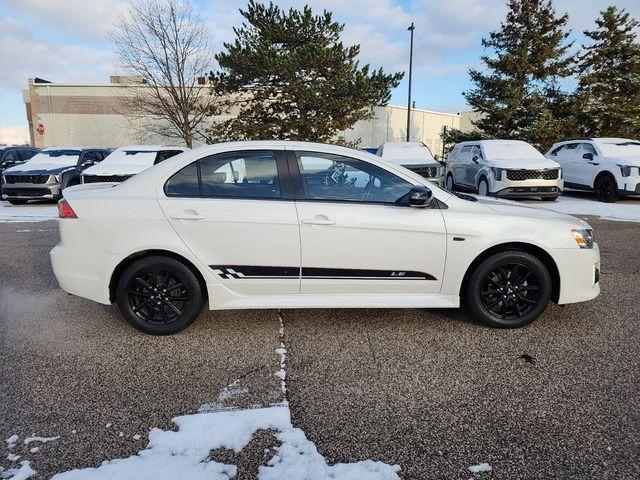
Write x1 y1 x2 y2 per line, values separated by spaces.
455 139 530 147
115 145 189 151
41 147 109 151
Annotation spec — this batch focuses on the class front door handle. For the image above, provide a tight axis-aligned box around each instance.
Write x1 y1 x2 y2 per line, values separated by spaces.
301 216 336 226
170 212 205 221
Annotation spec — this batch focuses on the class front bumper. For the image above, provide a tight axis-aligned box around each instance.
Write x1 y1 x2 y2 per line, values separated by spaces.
620 175 640 195
494 186 561 198
552 243 600 305
2 182 62 200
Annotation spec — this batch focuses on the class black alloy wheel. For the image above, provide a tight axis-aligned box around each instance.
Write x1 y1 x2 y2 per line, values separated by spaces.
594 174 620 203
466 250 551 328
116 256 204 334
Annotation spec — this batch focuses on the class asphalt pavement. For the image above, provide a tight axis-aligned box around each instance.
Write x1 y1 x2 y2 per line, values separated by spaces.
0 214 638 479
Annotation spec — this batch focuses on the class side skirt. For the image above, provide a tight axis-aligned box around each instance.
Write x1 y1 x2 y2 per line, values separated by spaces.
206 283 460 310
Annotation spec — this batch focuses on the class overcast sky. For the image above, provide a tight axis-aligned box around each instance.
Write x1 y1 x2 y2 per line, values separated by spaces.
1 0 639 144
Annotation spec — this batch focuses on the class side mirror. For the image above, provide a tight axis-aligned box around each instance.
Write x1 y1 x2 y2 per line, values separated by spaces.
583 153 594 161
408 185 433 208
472 155 479 163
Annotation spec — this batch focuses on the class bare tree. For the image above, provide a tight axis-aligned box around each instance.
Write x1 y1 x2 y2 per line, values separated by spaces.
109 0 216 148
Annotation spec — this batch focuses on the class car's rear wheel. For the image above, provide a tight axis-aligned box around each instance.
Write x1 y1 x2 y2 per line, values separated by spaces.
594 174 619 203
116 256 204 335
8 199 28 205
465 250 552 328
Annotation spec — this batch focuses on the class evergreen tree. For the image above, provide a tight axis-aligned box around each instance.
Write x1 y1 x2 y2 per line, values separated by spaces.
464 0 573 150
209 1 403 143
576 6 640 138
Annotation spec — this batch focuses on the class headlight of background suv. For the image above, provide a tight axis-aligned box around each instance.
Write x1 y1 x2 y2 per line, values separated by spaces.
437 166 445 176
491 167 503 181
54 174 61 182
572 228 594 249
619 165 631 177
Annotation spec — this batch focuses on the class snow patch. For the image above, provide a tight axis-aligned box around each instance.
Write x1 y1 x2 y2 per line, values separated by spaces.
534 195 640 222
23 436 59 445
1 460 36 480
0 202 58 223
468 462 492 473
5 436 18 449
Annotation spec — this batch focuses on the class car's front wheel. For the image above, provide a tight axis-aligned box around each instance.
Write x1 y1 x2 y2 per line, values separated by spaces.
594 174 619 203
115 256 204 334
477 177 490 196
445 173 455 191
465 250 552 328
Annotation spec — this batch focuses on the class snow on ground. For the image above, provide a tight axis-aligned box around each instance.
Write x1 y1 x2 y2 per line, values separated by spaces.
532 195 640 222
0 461 36 480
0 202 57 222
469 462 492 473
37 310 401 480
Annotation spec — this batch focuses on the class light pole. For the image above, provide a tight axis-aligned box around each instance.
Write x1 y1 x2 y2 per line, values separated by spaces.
406 22 415 142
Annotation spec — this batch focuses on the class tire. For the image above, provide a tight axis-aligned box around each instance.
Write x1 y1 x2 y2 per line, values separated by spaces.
594 174 620 203
540 195 559 201
477 177 490 196
465 250 552 328
445 173 455 191
115 256 204 335
8 199 28 205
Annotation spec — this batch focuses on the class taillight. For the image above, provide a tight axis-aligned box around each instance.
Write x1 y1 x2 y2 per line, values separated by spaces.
58 199 77 219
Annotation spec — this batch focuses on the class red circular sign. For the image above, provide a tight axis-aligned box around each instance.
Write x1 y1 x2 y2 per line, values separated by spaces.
37 123 45 134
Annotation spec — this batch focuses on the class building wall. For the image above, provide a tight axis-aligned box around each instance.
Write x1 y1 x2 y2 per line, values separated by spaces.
344 105 461 157
24 79 465 152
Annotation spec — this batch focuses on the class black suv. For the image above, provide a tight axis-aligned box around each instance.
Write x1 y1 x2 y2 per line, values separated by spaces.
0 146 40 190
2 147 111 204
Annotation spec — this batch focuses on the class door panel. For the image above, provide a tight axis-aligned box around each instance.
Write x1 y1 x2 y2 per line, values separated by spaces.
457 146 473 186
158 149 301 295
290 149 447 295
575 144 599 187
296 202 446 294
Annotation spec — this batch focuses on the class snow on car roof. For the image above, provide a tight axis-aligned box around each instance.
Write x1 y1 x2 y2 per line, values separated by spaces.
479 140 544 160
377 142 436 165
116 145 188 151
592 137 639 144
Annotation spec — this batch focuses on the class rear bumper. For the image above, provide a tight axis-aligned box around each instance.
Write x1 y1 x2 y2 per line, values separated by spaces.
552 244 600 305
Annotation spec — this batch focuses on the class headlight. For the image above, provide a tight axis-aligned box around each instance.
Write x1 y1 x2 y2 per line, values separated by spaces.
619 165 631 177
437 166 445 176
558 168 562 179
572 228 594 249
54 174 61 182
491 167 503 181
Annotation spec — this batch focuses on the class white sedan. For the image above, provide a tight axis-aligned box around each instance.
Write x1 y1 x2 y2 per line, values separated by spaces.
51 141 600 334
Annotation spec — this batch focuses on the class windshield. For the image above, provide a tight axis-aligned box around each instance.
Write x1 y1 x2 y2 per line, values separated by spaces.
28 150 81 165
482 143 543 160
598 141 640 157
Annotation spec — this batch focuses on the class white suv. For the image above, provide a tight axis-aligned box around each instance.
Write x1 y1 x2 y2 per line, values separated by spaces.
51 141 599 334
82 145 188 184
545 138 640 202
446 140 563 200
377 141 445 186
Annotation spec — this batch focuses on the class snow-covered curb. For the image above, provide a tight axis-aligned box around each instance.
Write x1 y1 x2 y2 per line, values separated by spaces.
532 195 640 222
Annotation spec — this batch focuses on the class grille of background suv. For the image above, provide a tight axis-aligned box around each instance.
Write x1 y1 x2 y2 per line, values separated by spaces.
410 167 439 178
5 174 50 184
506 169 559 181
83 174 132 183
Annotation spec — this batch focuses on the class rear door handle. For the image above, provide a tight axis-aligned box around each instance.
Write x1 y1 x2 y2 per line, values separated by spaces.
301 217 336 226
170 213 205 221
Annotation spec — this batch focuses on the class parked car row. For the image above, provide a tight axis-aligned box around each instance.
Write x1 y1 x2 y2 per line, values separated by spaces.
369 137 640 203
1 145 187 204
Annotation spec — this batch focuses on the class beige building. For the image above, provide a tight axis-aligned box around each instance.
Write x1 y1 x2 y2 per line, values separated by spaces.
23 77 468 152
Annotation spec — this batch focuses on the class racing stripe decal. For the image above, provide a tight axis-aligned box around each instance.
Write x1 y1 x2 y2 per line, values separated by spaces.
211 265 436 281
